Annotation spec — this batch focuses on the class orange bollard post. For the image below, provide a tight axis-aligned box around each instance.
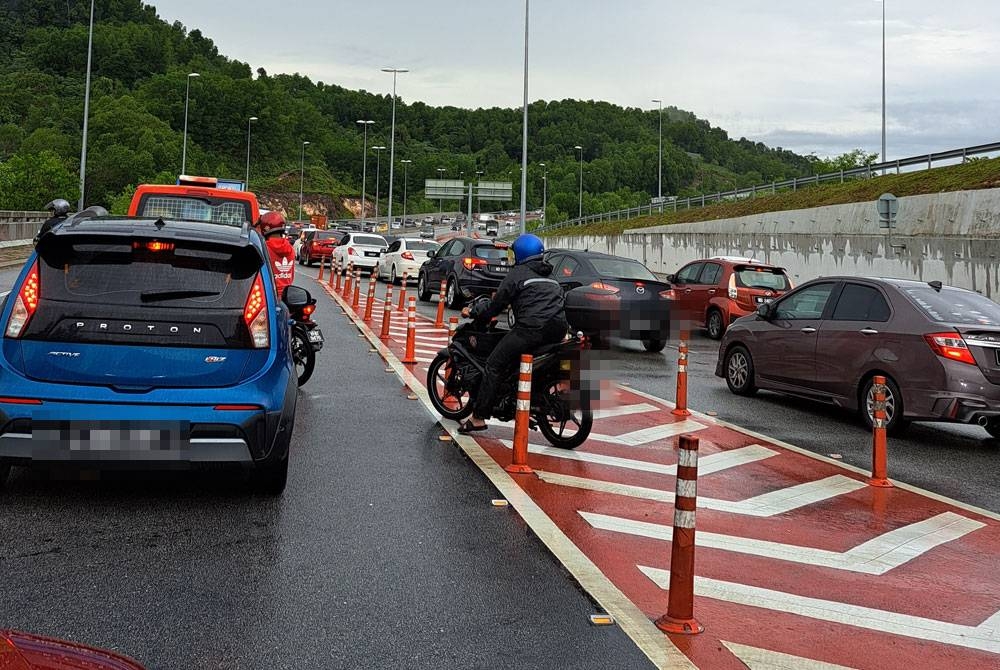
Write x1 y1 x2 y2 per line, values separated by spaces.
448 316 459 345
396 273 409 312
333 258 341 291
352 270 361 309
868 375 894 488
655 434 704 635
505 354 534 474
363 272 377 321
672 331 691 417
317 255 326 282
343 262 354 297
402 297 418 364
434 279 447 328
380 284 394 341
328 257 337 288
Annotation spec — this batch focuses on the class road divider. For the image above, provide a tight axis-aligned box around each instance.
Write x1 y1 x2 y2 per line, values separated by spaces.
380 284 394 341
364 272 376 321
402 296 417 365
654 433 703 635
317 255 326 282
344 262 354 298
434 279 447 328
672 331 691 417
448 316 459 345
506 354 534 475
397 273 409 312
352 269 361 308
868 375 893 488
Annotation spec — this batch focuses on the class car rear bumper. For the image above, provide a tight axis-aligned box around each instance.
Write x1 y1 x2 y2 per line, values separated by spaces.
566 302 671 341
348 256 379 268
0 432 253 465
457 276 503 298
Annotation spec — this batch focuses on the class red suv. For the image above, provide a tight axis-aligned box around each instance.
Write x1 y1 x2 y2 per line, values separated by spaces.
668 257 792 339
299 230 346 267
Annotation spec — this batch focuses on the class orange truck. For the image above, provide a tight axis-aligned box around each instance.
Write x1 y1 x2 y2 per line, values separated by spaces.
128 175 261 225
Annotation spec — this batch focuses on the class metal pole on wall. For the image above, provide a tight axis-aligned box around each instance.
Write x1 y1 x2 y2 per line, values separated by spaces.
245 116 257 189
401 159 411 223
181 72 200 175
78 0 95 211
881 0 886 175
299 141 310 221
518 0 530 236
437 167 445 221
357 120 374 219
574 145 584 220
382 68 408 228
652 98 662 211
373 146 386 220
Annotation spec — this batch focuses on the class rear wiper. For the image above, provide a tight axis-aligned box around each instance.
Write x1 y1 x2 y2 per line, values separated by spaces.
140 290 221 303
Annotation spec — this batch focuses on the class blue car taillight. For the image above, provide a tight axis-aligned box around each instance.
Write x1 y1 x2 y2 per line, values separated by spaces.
243 273 270 348
5 260 40 338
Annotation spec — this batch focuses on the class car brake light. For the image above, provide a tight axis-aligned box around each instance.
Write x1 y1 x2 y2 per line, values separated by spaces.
243 273 270 348
302 304 316 316
590 281 620 293
133 240 175 252
5 261 40 338
728 274 738 300
659 289 677 300
401 251 415 261
348 247 357 255
463 257 488 270
214 404 262 411
0 397 42 405
925 332 977 365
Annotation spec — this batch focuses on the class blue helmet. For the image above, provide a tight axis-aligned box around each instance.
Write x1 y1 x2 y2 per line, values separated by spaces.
511 233 544 264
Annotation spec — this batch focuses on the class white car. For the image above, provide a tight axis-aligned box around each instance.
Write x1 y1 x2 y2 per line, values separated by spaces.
333 232 388 272
377 238 440 284
292 227 317 259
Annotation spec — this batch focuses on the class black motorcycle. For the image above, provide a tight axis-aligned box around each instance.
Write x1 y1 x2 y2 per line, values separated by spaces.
283 286 323 385
426 299 593 449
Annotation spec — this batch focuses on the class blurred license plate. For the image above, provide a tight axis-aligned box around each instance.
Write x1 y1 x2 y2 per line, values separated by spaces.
755 296 774 304
365 251 379 257
32 421 190 452
491 265 509 273
308 328 324 344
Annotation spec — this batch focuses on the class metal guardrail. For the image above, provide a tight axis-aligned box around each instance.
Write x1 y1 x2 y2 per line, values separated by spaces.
534 140 1000 234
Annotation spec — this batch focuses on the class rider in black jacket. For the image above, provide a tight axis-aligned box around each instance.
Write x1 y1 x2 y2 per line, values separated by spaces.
458 233 568 433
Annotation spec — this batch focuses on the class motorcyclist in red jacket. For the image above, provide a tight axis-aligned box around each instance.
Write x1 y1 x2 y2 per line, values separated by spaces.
256 211 296 296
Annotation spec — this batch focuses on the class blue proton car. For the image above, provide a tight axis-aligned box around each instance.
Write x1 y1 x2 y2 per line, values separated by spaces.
0 213 297 494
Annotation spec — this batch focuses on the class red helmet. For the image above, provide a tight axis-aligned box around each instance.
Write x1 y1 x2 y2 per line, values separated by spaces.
258 211 286 236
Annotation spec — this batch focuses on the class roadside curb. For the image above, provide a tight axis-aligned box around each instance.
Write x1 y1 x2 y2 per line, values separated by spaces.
315 275 697 670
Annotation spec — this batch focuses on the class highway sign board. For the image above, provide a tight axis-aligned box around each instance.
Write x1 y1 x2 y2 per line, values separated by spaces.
425 179 466 199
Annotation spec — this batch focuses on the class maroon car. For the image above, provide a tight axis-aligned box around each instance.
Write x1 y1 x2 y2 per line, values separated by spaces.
716 277 1000 436
0 630 145 669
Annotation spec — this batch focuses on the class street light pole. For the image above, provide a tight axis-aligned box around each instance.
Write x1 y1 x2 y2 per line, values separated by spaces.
78 0 95 211
356 120 374 219
652 98 662 209
401 159 412 222
181 72 200 175
298 141 310 221
539 163 547 218
436 167 446 220
372 146 386 220
245 116 257 189
474 170 483 233
518 0 530 235
381 68 408 227
881 0 886 172
574 145 584 220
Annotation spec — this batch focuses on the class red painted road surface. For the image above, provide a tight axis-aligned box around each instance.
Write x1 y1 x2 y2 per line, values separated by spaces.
318 274 1000 670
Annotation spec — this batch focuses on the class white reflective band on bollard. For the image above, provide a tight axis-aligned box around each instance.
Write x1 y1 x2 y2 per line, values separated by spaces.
676 480 698 498
678 449 699 468
673 509 697 529
518 380 532 394
516 399 531 412
519 362 533 374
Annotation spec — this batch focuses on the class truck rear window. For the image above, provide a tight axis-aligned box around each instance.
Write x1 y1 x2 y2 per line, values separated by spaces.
136 195 251 226
39 240 261 309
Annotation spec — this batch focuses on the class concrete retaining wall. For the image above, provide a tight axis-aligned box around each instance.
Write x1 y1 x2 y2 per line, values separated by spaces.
548 188 1000 298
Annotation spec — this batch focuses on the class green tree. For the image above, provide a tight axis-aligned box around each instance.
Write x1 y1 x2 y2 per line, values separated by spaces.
0 150 79 209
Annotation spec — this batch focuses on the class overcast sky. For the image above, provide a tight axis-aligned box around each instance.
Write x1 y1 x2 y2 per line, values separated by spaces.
150 0 1000 160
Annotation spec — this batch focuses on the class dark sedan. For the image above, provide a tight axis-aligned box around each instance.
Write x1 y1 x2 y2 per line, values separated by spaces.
717 277 1000 436
416 237 510 308
544 250 673 352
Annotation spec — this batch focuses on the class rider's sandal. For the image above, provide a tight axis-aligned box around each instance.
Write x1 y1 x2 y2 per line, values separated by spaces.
458 420 488 434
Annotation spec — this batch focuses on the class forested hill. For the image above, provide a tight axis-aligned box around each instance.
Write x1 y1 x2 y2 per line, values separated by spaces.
0 0 818 221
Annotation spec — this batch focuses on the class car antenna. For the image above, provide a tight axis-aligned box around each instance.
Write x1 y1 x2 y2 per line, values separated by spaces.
928 280 943 293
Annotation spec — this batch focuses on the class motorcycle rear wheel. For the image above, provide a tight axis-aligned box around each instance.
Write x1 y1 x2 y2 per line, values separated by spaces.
291 329 316 385
536 380 592 449
427 354 475 421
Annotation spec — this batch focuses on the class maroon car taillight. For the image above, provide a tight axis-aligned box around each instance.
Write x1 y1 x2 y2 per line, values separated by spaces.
925 332 977 366
659 288 677 300
5 260 40 338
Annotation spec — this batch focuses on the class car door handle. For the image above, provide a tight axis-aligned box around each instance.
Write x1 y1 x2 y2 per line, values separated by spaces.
859 328 879 335
800 327 817 334
708 289 716 294
684 288 692 294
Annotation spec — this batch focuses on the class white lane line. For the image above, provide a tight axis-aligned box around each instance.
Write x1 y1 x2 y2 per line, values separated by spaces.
589 419 706 446
641 567 1000 656
721 641 857 670
592 403 660 420
583 511 984 575
498 441 777 477
535 473 866 517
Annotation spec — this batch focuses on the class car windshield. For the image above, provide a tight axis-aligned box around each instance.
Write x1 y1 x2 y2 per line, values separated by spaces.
473 245 508 260
734 267 790 290
590 258 657 281
353 235 386 247
137 195 251 226
408 241 439 252
901 286 1000 326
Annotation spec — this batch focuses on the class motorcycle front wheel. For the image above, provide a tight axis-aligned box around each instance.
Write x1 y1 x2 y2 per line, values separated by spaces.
291 328 316 385
536 380 592 449
427 354 475 421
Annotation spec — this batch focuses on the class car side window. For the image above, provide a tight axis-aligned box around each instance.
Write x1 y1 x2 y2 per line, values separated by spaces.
451 241 466 257
699 263 723 286
774 283 835 320
831 284 891 322
675 262 704 285
557 257 581 277
388 241 400 253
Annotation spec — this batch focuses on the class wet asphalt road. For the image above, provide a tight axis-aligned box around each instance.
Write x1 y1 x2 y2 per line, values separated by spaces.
0 267 653 670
